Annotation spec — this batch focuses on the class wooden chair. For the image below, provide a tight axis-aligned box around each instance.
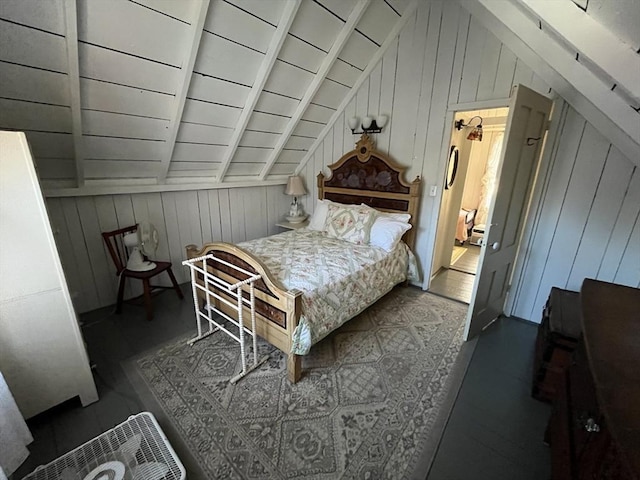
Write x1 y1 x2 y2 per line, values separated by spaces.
102 225 183 321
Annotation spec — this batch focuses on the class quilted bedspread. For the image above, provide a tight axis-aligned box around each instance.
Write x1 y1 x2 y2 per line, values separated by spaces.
238 228 419 355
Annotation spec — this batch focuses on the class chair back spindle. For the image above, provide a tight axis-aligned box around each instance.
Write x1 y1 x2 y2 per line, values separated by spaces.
102 225 138 275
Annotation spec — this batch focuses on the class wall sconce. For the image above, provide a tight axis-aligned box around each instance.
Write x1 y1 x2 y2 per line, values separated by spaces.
348 114 388 134
454 115 483 142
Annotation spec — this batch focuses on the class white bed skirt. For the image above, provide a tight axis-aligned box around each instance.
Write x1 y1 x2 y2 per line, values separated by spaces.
0 371 33 477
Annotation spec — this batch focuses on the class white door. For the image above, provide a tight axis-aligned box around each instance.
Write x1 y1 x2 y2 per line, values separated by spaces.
463 85 552 340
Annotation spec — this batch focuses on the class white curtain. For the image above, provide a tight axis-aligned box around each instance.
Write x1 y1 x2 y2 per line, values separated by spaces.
476 132 504 226
0 371 32 478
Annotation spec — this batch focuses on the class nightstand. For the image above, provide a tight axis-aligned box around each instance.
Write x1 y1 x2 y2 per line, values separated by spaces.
276 220 309 230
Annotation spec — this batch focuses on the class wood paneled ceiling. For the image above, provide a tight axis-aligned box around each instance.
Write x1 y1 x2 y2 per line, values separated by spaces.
0 0 415 195
2 0 638 196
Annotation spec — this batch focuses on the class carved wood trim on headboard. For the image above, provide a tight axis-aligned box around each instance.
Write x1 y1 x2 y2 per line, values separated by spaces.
317 134 421 251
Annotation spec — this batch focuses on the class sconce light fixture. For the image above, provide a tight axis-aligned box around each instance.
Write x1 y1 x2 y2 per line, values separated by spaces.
454 115 483 142
348 114 388 134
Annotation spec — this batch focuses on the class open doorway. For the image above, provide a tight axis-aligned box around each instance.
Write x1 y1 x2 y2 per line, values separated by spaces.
429 107 509 303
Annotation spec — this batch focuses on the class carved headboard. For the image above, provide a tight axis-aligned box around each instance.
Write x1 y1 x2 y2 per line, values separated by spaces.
317 134 421 251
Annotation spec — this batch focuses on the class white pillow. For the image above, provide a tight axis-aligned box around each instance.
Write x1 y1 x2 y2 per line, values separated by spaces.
307 199 330 231
360 204 411 223
369 216 412 252
381 212 411 223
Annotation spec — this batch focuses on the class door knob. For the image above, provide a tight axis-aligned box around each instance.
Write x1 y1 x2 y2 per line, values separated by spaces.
491 242 500 250
584 418 600 433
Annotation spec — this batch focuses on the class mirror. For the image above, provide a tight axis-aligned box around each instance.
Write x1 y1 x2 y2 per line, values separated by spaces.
445 146 458 189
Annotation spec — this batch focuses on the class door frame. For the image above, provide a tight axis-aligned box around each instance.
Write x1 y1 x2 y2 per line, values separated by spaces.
424 93 564 319
424 97 510 290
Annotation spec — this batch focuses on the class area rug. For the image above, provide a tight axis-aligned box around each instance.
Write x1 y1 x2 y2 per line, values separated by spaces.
124 287 473 479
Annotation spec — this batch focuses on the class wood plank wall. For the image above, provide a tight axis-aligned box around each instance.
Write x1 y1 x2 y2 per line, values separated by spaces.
46 185 289 313
298 0 552 286
298 0 639 322
510 106 640 320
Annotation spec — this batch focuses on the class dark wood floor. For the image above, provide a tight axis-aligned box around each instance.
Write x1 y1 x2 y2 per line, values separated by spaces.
429 244 481 304
428 317 552 479
450 243 481 275
12 285 195 479
12 285 551 480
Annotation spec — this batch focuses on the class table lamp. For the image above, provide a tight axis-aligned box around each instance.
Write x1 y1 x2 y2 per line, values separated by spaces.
285 175 307 222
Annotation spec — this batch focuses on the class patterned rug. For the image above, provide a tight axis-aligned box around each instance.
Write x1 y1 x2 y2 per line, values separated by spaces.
124 287 471 479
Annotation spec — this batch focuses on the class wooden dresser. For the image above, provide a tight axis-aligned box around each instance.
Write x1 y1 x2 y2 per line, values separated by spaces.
547 279 640 479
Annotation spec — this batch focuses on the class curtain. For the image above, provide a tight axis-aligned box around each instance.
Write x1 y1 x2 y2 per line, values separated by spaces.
476 132 504 226
0 371 32 477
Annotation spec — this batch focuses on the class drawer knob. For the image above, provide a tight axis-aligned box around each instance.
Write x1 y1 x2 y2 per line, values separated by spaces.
584 418 600 433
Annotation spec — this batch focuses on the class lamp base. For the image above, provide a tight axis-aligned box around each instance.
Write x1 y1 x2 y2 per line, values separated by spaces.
286 215 307 223
289 199 304 218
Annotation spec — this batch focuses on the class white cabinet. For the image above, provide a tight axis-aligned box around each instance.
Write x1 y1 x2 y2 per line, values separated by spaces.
0 132 98 419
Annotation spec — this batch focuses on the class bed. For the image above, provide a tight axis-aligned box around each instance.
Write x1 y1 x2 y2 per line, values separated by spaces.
185 134 421 382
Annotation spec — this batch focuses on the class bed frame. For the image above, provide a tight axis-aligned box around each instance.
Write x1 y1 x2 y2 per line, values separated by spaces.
185 134 421 383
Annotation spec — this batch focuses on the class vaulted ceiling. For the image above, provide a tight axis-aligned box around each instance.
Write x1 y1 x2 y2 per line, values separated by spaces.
0 0 415 194
1 0 638 196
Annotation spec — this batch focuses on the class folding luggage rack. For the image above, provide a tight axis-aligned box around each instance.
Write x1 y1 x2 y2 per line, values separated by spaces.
182 253 269 383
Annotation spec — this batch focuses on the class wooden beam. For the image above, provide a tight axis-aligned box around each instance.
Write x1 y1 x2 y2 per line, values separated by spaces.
63 0 84 187
43 178 287 198
295 0 418 176
461 0 640 164
157 0 210 184
259 0 372 180
520 0 640 104
216 0 301 183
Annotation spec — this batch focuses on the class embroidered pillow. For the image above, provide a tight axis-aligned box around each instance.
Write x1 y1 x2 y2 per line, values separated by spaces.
324 204 376 244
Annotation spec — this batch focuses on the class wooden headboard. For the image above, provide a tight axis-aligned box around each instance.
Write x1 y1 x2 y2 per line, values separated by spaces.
317 134 421 250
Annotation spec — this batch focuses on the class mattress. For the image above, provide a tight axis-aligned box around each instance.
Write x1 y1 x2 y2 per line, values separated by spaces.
238 228 418 354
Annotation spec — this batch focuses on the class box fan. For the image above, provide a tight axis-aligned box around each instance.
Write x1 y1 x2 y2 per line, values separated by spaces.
23 412 185 480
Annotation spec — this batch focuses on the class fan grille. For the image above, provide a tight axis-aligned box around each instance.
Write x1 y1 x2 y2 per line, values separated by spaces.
23 412 185 480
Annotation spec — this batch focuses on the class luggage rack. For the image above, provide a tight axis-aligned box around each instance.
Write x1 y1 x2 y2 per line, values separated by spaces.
182 254 269 383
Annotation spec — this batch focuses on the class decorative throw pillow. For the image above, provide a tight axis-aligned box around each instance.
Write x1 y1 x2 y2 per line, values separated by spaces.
324 204 376 244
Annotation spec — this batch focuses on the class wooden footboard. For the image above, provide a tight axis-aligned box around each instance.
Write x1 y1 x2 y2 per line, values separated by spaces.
185 242 303 383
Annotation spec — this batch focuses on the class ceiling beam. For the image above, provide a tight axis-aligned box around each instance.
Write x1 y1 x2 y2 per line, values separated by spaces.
295 0 418 176
43 178 287 198
461 0 639 164
259 0 372 180
157 0 210 184
216 0 302 183
63 0 84 187
520 0 640 104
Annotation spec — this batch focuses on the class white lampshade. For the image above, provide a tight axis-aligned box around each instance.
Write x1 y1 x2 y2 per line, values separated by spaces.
348 116 360 130
362 116 373 129
376 114 388 128
285 175 306 196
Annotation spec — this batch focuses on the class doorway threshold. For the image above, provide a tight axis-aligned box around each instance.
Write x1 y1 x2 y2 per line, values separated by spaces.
429 269 475 304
